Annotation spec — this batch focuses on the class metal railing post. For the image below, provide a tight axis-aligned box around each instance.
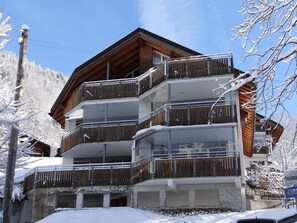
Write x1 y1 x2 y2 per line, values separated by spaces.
53 166 57 188
212 157 216 176
71 166 75 188
164 61 168 79
235 154 239 176
193 158 196 177
207 59 211 76
90 166 94 187
81 85 85 102
118 81 122 97
187 104 190 125
130 163 134 185
186 59 189 78
110 166 113 186
33 168 38 190
174 159 177 178
136 81 140 96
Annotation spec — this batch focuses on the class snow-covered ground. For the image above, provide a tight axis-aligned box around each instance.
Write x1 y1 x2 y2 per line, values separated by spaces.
36 207 297 223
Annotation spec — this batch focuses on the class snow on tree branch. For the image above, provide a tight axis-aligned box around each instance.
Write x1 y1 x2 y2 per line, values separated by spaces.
231 0 297 116
0 12 11 49
0 12 35 173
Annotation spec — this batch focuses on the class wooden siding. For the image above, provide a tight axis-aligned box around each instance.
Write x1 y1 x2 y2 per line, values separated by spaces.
239 83 256 157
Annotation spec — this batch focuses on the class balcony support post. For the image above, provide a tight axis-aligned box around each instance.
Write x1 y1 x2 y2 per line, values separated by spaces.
159 189 166 208
189 188 195 208
76 192 83 210
103 193 110 208
132 190 138 208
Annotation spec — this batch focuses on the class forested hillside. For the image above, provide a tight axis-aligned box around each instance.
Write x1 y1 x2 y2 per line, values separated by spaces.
0 51 67 155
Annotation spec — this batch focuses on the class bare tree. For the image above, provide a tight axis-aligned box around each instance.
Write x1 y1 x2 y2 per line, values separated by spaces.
229 0 297 117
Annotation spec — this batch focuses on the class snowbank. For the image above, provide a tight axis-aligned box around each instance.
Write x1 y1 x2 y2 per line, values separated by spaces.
36 207 297 223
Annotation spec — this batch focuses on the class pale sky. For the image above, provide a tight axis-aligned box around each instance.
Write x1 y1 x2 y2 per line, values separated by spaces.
2 0 244 74
1 0 296 115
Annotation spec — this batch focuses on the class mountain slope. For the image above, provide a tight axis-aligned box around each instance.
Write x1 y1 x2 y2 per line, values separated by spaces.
0 51 67 155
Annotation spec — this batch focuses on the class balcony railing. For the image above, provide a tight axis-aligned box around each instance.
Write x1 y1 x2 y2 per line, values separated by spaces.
23 151 240 193
138 101 236 129
65 54 233 113
61 101 236 154
61 121 138 154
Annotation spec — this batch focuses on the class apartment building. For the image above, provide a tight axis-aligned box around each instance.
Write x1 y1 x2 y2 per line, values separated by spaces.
22 28 256 222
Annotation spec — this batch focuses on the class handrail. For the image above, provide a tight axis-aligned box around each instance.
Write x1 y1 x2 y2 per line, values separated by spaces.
65 54 234 113
25 151 239 178
62 120 138 139
23 150 240 193
138 100 236 125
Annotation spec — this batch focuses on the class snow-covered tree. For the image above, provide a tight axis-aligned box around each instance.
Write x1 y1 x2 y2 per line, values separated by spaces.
270 116 297 171
0 13 34 173
230 0 297 116
0 12 11 49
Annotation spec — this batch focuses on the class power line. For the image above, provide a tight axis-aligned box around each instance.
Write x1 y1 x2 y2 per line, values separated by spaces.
29 38 95 55
6 33 96 55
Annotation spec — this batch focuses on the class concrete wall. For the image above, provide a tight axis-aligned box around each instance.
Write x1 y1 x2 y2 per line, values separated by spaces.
167 191 188 207
196 189 219 207
137 191 159 208
219 188 242 211
134 182 243 211
31 186 132 222
19 199 33 223
248 199 282 210
30 183 242 221
32 188 57 222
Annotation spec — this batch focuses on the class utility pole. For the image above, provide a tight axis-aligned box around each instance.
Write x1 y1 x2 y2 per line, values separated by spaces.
3 24 29 223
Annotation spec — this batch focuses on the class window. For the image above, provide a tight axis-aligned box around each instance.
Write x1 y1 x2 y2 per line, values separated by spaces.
153 51 169 66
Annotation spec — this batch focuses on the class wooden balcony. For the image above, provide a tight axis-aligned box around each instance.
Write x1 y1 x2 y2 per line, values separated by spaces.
65 54 234 113
139 102 236 129
23 152 240 193
61 102 236 154
61 121 138 154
